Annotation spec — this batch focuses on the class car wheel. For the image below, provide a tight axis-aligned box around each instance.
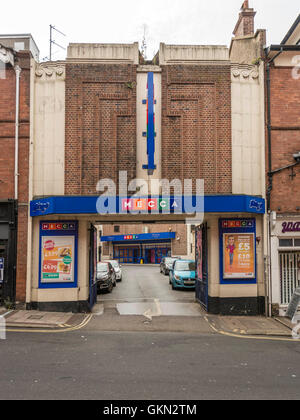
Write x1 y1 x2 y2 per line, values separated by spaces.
172 283 176 290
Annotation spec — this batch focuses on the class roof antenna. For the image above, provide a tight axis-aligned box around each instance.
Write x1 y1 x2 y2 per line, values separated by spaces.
49 24 66 61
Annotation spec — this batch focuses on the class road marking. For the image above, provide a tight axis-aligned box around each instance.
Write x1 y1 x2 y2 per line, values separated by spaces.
204 316 300 343
1 310 13 318
5 314 93 334
143 299 162 321
154 299 162 317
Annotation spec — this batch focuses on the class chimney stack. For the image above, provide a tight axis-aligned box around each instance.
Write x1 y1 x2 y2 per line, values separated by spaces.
233 1 256 37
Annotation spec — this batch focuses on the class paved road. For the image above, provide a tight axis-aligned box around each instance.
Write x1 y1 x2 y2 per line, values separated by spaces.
1 329 300 400
99 265 196 303
97 265 199 318
1 266 300 401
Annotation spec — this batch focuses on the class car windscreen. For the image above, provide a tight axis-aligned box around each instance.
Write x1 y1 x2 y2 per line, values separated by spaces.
109 261 119 268
97 263 109 272
175 261 195 271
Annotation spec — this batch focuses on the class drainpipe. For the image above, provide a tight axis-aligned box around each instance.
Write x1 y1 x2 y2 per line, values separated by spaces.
14 65 21 201
266 47 283 211
265 47 283 317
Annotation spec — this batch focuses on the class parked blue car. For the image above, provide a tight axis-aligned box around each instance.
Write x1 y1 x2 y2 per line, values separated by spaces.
169 260 196 290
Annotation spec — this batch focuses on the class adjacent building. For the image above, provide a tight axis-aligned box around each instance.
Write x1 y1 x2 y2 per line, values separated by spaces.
266 15 300 316
0 35 38 305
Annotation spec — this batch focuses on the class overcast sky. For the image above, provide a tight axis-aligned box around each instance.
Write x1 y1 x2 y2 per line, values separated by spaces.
1 0 299 61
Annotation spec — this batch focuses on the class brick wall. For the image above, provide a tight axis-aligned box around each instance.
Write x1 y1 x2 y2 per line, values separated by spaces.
268 66 300 213
0 52 31 301
234 15 255 37
161 65 232 194
65 64 137 195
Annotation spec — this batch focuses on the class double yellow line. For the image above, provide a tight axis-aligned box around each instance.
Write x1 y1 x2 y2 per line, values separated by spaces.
205 316 300 343
4 313 93 334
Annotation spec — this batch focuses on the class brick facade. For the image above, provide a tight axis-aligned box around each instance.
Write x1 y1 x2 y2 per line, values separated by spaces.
161 65 232 194
233 1 256 38
0 51 31 302
65 64 137 195
268 66 300 213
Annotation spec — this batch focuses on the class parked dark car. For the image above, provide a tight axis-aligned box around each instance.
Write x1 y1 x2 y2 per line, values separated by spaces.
96 262 116 293
105 260 123 282
160 257 181 276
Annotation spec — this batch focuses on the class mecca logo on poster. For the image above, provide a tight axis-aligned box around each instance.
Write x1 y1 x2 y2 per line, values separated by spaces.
41 236 74 283
223 233 255 279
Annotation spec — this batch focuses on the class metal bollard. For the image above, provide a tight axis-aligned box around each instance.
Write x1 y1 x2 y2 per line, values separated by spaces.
292 316 300 340
0 316 6 340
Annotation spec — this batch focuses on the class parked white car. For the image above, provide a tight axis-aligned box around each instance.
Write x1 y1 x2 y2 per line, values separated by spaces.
105 260 123 282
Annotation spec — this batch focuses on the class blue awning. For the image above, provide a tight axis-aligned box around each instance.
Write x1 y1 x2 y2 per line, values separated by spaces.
101 232 176 243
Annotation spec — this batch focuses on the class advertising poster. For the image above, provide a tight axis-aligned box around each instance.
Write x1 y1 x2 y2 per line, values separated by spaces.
41 236 74 284
223 233 255 279
0 257 4 283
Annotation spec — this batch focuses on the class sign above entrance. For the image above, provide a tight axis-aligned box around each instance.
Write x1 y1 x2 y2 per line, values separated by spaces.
30 195 265 217
282 222 300 234
101 232 176 243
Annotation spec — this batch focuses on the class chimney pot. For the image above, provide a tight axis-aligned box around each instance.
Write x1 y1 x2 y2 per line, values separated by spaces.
233 1 256 37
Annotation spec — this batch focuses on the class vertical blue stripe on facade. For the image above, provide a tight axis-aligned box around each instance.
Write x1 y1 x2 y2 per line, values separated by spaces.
143 72 156 175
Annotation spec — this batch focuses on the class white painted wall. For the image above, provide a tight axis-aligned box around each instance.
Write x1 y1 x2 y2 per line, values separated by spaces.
33 62 65 197
231 63 265 197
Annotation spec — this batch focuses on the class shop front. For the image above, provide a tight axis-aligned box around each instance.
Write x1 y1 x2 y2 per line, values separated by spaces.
0 200 17 306
270 215 300 316
100 232 175 265
28 195 266 314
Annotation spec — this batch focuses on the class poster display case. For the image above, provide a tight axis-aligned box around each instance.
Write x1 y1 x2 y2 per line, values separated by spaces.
39 222 78 289
219 219 257 285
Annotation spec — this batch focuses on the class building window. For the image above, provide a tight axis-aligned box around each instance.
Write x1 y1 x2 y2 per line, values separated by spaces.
279 239 293 247
114 226 120 233
279 239 300 248
279 251 300 305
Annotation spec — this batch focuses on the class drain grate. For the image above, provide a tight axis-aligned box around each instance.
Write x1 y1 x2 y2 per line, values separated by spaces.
28 315 44 320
